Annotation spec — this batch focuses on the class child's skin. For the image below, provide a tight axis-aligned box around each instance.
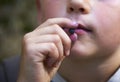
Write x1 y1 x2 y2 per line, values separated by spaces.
17 0 120 82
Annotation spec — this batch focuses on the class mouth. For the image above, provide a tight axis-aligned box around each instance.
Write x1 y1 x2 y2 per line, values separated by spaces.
69 24 92 35
70 23 93 42
63 23 92 42
77 24 92 32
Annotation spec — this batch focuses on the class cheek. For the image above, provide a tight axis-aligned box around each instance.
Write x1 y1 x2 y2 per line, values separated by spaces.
93 3 120 36
40 0 67 21
93 3 120 49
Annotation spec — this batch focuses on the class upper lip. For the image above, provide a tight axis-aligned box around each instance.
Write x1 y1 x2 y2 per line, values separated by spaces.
76 23 92 32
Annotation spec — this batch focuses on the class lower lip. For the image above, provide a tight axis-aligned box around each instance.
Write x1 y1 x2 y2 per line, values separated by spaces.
75 29 87 35
70 29 87 42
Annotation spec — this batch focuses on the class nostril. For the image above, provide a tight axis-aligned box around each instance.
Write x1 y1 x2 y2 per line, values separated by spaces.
79 8 85 13
69 7 74 12
69 7 87 14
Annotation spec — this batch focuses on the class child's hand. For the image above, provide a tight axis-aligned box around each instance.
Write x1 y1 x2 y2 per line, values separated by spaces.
17 18 76 82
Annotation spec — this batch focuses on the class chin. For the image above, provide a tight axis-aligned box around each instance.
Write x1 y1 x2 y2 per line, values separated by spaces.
70 48 91 59
69 41 98 60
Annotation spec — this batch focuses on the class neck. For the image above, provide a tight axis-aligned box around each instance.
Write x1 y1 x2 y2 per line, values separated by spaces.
58 53 120 82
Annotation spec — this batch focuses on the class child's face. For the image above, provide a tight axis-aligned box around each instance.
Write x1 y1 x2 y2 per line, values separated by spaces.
39 0 120 59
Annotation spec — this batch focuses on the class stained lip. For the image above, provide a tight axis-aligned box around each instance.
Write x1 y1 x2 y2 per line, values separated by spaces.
63 22 93 35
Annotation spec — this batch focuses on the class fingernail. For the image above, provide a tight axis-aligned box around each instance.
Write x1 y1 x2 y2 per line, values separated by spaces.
65 50 70 56
72 21 78 27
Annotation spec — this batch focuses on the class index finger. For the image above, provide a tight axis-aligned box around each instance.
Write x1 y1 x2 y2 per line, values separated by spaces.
35 18 78 30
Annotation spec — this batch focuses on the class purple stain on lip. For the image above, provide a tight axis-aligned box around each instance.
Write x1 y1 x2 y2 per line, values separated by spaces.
63 28 77 42
70 33 77 42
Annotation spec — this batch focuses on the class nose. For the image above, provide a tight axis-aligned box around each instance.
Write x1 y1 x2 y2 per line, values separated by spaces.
68 0 91 14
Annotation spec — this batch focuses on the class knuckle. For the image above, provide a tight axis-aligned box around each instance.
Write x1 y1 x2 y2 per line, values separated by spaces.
53 24 59 28
23 32 31 40
46 19 53 24
48 43 56 52
23 32 33 45
48 43 59 59
53 24 61 32
53 35 61 43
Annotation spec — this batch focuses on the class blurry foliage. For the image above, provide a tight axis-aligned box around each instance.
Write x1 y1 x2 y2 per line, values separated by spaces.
0 0 37 60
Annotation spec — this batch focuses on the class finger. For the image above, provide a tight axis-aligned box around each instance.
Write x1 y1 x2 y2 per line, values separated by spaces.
34 25 71 56
33 43 61 67
26 34 64 60
35 18 78 30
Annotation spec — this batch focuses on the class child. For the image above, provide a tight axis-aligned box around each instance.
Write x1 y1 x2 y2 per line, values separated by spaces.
17 0 120 82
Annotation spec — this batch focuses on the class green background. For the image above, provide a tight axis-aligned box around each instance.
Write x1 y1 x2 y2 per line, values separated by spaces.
0 0 37 61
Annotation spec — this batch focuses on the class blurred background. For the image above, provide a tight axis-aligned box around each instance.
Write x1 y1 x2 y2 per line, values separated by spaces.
0 0 37 61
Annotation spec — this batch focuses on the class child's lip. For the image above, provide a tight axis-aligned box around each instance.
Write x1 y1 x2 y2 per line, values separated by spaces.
63 23 92 41
68 23 92 35
63 23 92 35
76 24 92 33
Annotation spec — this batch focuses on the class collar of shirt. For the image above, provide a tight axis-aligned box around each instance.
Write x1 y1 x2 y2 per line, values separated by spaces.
52 68 120 82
